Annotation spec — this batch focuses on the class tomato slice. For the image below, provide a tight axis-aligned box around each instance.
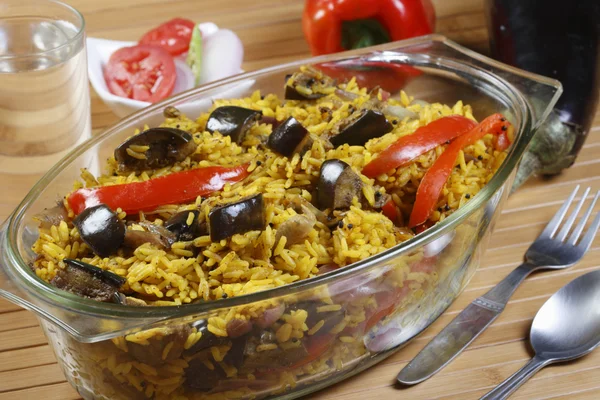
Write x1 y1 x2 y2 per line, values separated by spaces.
139 18 195 56
104 44 176 103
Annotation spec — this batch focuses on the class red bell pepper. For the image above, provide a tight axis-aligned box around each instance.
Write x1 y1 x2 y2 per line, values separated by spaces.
409 114 511 228
381 197 399 223
316 59 423 93
302 0 436 56
68 164 250 215
362 115 478 178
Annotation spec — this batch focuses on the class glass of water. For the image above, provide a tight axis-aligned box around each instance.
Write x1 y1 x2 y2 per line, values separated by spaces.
0 0 91 174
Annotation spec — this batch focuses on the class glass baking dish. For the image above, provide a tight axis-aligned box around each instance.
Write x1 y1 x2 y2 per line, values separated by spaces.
0 35 561 399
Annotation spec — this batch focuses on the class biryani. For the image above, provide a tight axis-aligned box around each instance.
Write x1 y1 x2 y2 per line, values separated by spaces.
31 65 512 399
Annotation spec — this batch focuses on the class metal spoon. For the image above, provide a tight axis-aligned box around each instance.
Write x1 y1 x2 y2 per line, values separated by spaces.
481 269 600 400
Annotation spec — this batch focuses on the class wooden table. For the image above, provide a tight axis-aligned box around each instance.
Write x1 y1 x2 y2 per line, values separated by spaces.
1 0 598 399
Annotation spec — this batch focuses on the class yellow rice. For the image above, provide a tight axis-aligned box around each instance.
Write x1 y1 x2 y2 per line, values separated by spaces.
31 66 509 399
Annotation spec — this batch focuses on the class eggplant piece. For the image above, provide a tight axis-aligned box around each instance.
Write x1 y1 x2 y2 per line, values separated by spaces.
184 357 227 391
33 202 68 229
183 322 248 391
114 127 197 173
329 109 393 147
208 194 266 241
164 210 207 241
368 188 391 210
185 320 229 355
51 258 125 302
113 293 148 306
205 106 262 144
286 195 329 226
285 67 336 100
163 105 181 119
224 336 248 368
128 325 191 367
316 160 363 210
486 0 600 188
73 204 125 257
274 205 317 249
267 117 314 157
123 230 168 250
137 220 177 246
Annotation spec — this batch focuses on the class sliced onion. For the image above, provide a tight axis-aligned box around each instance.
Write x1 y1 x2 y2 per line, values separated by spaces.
334 89 360 101
200 29 244 84
254 303 285 329
384 105 417 120
226 318 253 338
412 99 430 106
198 22 219 39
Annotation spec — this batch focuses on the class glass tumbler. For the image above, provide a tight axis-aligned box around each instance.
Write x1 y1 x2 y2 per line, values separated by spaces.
0 0 91 174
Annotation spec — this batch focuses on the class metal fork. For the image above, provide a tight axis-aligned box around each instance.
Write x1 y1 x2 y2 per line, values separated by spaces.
397 185 600 385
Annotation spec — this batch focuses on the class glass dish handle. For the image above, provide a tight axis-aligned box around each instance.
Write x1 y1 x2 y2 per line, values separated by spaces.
360 35 562 132
0 222 50 318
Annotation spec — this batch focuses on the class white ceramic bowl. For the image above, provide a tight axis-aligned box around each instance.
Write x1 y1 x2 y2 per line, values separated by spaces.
87 22 243 117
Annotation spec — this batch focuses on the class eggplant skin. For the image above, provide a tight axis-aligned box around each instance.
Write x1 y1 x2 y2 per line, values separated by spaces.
63 258 126 288
487 0 600 181
206 106 262 144
267 117 310 157
208 194 266 241
316 159 363 210
284 67 336 100
329 110 393 147
51 258 125 302
114 127 197 173
73 204 125 257
164 210 206 241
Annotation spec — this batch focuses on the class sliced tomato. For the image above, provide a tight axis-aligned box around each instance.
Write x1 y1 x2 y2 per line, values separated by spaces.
139 18 195 56
104 44 176 103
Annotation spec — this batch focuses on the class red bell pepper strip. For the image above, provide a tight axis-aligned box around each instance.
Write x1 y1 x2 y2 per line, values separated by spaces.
316 59 423 93
302 0 436 56
409 114 511 228
286 334 336 370
68 164 250 215
381 198 399 223
363 115 477 178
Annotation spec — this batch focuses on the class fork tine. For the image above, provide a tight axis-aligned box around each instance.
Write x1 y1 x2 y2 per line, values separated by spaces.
576 211 600 251
557 187 591 242
568 190 600 246
540 185 579 239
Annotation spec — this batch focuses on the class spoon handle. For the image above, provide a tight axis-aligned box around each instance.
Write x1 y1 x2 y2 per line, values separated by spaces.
480 355 550 400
